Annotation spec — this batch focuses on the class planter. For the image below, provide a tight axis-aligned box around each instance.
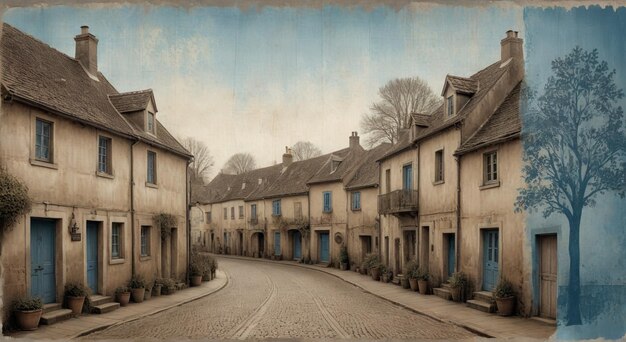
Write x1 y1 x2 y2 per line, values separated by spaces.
66 296 85 315
15 309 42 331
409 278 419 291
370 267 380 281
382 273 391 283
163 286 177 295
131 288 145 303
401 278 410 289
116 292 131 306
202 273 210 281
450 287 461 302
418 280 429 295
152 284 162 297
191 275 202 287
496 296 515 316
366 267 371 276
144 288 152 300
340 263 348 271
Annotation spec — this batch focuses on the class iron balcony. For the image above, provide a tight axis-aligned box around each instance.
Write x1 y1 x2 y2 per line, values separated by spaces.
378 189 419 215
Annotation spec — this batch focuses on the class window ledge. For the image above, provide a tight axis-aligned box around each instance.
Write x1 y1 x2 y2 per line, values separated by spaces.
145 182 158 189
96 171 114 179
351 208 362 212
480 181 501 190
30 159 58 170
139 256 152 261
109 258 125 265
272 214 282 217
323 210 333 214
432 180 445 186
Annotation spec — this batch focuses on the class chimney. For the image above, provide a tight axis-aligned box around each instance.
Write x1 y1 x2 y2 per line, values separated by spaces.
282 146 293 168
74 25 99 75
500 30 523 63
349 131 360 149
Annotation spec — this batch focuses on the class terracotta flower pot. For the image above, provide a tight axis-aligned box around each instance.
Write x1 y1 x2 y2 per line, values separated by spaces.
382 274 391 283
450 287 461 302
340 263 348 271
66 296 85 315
370 267 380 281
152 284 162 296
117 292 131 306
418 280 429 295
191 275 202 287
144 288 152 300
15 309 42 331
131 288 145 303
409 278 419 291
496 296 515 316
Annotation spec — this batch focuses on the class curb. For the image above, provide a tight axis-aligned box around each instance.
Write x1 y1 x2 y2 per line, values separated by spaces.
72 270 230 338
217 255 493 338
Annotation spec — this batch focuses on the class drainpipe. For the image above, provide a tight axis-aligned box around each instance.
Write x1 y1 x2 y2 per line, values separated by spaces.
455 155 462 274
186 160 191 285
130 140 139 277
416 143 420 264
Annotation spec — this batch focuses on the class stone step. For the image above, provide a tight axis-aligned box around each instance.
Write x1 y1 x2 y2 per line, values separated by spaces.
467 299 495 313
90 295 114 307
433 287 452 301
92 302 120 314
43 303 62 314
40 309 73 325
441 282 451 289
473 291 495 303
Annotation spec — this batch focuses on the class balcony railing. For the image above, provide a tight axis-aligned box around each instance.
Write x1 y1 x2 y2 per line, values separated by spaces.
378 189 418 215
249 217 259 225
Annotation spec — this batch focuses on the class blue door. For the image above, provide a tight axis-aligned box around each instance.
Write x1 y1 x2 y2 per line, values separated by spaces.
86 221 99 294
319 233 330 263
447 234 455 278
293 231 302 260
30 218 56 303
483 230 499 291
274 232 281 256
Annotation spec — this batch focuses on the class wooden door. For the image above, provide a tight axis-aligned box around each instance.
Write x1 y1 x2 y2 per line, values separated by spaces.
447 234 455 278
86 221 99 294
539 234 557 319
31 218 56 303
293 230 302 260
319 233 329 263
482 230 499 291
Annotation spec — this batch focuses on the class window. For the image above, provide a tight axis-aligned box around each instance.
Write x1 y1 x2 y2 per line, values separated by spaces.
206 212 211 223
98 136 112 174
435 149 444 183
402 164 413 190
251 204 257 219
111 223 123 259
447 95 455 117
140 226 150 256
231 207 235 219
35 118 53 162
484 151 498 184
323 191 332 213
223 208 228 220
147 111 155 134
272 199 281 216
352 191 361 210
294 202 302 219
238 206 244 219
385 169 391 193
147 151 157 184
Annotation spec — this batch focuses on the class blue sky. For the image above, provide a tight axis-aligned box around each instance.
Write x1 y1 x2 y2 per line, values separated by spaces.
2 4 522 176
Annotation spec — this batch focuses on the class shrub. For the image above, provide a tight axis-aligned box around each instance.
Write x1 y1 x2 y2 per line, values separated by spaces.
340 245 349 264
115 286 130 294
416 267 430 281
128 275 145 289
64 282 89 297
404 260 420 279
448 271 468 289
361 253 379 270
494 278 515 298
153 213 177 241
0 168 32 232
12 297 43 311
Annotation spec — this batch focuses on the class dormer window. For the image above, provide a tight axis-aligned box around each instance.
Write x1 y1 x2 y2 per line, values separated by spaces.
447 95 455 117
331 160 341 173
147 111 155 134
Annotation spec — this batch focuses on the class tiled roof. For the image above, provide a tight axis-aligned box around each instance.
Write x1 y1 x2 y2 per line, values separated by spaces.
455 82 521 155
193 173 238 204
377 129 412 161
411 113 431 127
218 164 284 202
109 90 156 113
0 23 190 158
445 75 479 95
307 147 364 185
345 143 392 190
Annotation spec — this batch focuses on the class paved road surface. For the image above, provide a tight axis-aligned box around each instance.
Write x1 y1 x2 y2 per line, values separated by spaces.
84 257 476 339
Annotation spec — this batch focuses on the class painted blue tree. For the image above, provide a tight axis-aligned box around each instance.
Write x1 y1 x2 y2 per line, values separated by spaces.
516 47 626 326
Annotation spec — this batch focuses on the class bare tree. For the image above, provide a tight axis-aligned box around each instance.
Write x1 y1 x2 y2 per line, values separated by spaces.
361 76 441 147
223 153 257 175
180 137 215 185
291 141 322 161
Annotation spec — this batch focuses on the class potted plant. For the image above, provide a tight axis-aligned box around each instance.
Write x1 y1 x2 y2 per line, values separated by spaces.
448 272 468 302
210 258 218 279
417 267 430 295
339 245 349 271
381 265 393 283
405 260 419 292
361 253 378 277
494 278 516 316
370 262 381 281
12 297 43 331
189 260 203 286
128 275 146 303
144 280 153 300
64 282 88 315
153 278 163 296
397 274 410 289
202 255 213 281
115 286 131 307
161 278 177 295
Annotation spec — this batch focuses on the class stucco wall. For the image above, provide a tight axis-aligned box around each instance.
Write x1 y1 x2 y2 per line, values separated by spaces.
346 187 379 266
310 182 348 265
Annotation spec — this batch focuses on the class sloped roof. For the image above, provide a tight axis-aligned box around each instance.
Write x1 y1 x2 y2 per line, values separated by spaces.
455 82 522 155
411 113 431 127
443 75 479 95
378 129 412 161
345 143 392 190
307 147 363 185
109 90 156 113
218 164 284 202
0 23 190 158
193 173 238 204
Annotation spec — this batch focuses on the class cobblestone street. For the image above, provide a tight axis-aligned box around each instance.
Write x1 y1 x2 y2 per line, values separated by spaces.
83 257 476 339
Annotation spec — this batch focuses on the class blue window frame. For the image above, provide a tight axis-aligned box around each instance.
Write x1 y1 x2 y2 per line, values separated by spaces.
272 199 281 216
35 118 52 162
351 191 361 210
111 223 121 258
403 164 413 190
323 191 332 213
147 151 157 184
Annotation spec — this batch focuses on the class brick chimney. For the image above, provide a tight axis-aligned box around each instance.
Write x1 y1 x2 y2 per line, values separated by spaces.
349 131 360 149
74 25 98 75
501 30 523 63
282 146 293 168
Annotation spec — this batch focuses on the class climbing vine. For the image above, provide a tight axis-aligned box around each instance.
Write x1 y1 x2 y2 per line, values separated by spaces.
0 168 31 235
153 213 177 240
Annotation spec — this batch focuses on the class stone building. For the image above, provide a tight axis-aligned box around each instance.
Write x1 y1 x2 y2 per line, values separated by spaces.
0 24 191 324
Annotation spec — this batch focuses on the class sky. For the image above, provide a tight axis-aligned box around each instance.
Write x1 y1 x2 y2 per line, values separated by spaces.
2 3 522 177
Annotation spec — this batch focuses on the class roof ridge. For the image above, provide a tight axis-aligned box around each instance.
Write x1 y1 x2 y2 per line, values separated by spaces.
109 89 154 97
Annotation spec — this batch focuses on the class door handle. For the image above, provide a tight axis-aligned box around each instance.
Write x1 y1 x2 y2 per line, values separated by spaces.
34 266 43 271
